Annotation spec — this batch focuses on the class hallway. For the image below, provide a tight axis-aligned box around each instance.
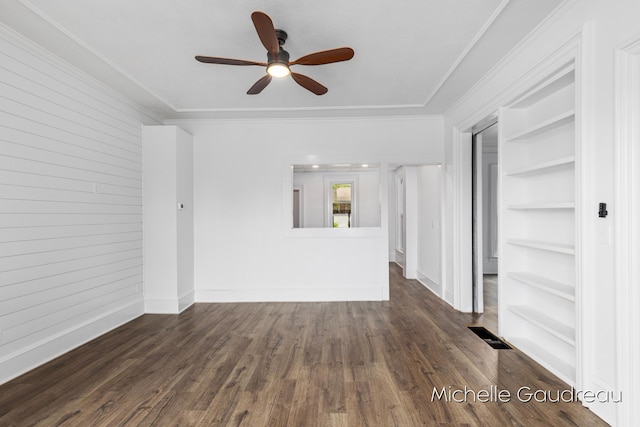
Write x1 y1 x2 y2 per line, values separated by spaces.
0 265 606 426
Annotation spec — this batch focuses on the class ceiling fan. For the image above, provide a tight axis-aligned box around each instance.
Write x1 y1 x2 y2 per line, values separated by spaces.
195 11 354 95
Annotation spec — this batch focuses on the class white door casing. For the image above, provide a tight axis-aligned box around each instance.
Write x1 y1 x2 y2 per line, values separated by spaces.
614 35 640 427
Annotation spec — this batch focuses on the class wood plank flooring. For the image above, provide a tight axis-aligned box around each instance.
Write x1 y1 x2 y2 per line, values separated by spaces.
0 265 607 426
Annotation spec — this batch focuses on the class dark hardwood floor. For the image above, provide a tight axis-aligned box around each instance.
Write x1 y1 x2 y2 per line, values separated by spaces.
0 265 606 426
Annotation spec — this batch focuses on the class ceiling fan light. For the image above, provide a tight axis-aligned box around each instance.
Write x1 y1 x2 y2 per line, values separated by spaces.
267 63 291 78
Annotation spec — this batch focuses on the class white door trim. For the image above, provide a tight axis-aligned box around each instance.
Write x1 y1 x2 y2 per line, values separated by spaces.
451 128 473 312
614 35 640 427
472 132 484 312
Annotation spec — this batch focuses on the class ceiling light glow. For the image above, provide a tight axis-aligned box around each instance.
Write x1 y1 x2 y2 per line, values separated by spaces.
267 63 291 78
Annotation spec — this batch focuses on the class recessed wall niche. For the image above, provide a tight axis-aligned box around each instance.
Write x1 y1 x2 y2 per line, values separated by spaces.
292 163 381 229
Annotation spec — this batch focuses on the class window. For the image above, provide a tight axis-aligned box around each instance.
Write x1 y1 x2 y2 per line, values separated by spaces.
331 183 353 228
326 178 357 228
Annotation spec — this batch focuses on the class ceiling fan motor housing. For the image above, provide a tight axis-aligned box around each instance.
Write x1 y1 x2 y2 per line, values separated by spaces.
266 29 290 65
267 48 290 65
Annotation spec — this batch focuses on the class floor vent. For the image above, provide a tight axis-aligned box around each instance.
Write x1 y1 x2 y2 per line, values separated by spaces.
468 326 512 349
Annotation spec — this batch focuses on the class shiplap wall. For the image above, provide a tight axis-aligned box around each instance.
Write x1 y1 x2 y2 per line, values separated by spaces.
0 24 157 383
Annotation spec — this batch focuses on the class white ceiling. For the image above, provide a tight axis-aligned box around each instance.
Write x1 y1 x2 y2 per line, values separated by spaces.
0 0 563 121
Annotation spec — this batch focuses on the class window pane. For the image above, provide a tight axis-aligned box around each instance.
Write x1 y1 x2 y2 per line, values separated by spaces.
332 183 352 227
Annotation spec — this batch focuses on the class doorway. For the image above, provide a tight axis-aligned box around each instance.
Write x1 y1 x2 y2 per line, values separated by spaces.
390 165 443 297
292 186 302 228
472 121 498 327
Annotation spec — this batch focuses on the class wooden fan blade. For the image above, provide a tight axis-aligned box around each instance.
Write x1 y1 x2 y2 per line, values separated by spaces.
290 47 354 66
247 75 272 94
291 72 328 95
195 56 267 66
251 11 279 56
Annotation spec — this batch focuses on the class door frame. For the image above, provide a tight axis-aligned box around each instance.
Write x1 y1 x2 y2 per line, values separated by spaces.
614 36 640 426
292 185 303 228
471 131 484 313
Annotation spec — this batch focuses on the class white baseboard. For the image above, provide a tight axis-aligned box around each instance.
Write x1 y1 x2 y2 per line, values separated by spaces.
445 289 455 307
484 258 498 274
179 291 195 313
144 299 179 314
144 291 195 314
144 299 176 314
145 291 195 314
0 299 144 385
586 377 618 426
394 250 405 269
195 286 386 303
417 271 442 298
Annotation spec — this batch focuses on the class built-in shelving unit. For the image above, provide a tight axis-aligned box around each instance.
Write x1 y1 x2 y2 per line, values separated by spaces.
507 202 575 210
506 156 575 176
507 272 574 301
508 305 575 345
505 110 575 142
507 337 575 383
506 238 574 255
499 63 578 386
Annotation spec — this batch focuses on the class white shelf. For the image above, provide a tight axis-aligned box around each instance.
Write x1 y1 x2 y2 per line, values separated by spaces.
507 202 574 210
506 110 575 142
511 65 575 108
508 305 575 346
507 337 575 385
506 238 575 255
501 68 577 388
507 272 575 301
506 156 575 176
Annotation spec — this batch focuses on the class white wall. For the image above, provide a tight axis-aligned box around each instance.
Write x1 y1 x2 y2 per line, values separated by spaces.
175 128 195 310
292 169 380 228
403 167 419 279
292 171 323 228
0 24 156 384
180 116 443 302
442 1 640 424
417 165 442 291
142 127 177 310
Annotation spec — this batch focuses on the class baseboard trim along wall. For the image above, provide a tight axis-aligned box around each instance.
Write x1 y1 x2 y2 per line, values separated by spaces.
144 298 193 314
195 287 386 303
417 270 442 298
0 300 143 385
179 291 195 313
588 377 618 423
